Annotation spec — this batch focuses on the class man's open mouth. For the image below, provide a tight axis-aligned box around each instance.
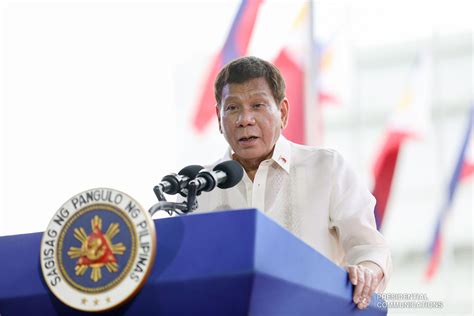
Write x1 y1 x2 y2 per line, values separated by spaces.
239 136 258 142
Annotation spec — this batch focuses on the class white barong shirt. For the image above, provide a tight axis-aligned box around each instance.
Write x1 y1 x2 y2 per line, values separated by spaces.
193 136 391 290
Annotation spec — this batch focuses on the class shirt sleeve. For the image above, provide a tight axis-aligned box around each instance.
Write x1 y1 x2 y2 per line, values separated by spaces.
328 150 392 292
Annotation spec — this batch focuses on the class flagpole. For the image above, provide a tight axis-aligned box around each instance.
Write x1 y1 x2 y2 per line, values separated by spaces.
428 28 456 305
429 27 446 282
304 0 318 146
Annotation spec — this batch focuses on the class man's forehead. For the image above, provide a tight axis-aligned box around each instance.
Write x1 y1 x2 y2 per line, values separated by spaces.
222 78 272 101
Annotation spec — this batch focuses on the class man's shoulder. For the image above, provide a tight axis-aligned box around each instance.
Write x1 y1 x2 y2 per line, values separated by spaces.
289 141 342 165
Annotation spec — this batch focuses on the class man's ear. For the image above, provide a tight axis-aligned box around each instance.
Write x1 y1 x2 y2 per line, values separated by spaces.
279 98 290 129
215 104 223 134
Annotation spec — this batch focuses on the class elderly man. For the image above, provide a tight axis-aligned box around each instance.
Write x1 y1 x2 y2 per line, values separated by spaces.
194 56 391 310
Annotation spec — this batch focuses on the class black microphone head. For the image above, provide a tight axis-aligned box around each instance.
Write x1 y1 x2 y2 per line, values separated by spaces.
178 165 204 179
213 160 244 189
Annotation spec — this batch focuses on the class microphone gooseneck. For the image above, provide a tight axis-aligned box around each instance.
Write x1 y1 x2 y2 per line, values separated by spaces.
150 161 243 217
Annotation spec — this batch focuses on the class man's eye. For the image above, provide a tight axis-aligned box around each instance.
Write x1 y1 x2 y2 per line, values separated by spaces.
253 103 265 109
225 105 237 111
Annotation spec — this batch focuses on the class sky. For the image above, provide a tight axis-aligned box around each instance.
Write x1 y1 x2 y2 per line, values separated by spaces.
0 0 472 238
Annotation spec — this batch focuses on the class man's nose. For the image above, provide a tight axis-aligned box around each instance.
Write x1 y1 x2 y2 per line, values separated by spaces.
236 109 256 127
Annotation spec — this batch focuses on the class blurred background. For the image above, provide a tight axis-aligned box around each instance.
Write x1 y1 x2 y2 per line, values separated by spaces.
0 0 472 314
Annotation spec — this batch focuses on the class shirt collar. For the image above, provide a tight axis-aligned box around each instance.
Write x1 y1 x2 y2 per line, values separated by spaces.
222 135 291 174
271 135 291 173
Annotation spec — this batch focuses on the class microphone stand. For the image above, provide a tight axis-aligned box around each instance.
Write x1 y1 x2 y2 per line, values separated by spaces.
148 183 199 217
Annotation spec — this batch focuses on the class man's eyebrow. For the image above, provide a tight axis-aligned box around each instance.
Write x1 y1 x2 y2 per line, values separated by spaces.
223 96 241 102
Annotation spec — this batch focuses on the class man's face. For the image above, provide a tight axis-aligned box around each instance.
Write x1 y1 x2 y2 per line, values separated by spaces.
216 77 289 164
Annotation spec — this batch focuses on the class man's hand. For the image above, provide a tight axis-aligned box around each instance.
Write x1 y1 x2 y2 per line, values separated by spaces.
346 261 384 309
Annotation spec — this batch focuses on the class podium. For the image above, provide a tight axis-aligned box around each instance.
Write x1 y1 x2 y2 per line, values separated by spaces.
0 209 387 315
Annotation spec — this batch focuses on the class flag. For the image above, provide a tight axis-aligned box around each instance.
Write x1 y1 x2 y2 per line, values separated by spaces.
192 1 346 146
460 128 474 181
315 37 345 107
272 3 325 145
272 3 310 144
192 0 264 133
273 41 334 144
273 2 352 145
460 159 474 181
191 1 347 145
274 49 306 144
425 105 473 280
372 52 432 230
372 131 412 230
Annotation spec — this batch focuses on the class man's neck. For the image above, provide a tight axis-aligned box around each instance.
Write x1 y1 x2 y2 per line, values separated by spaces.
233 150 274 182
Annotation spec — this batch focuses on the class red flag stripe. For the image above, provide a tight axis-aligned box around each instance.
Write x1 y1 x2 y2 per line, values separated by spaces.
372 131 413 229
192 52 224 132
425 235 442 280
274 49 305 144
460 161 474 181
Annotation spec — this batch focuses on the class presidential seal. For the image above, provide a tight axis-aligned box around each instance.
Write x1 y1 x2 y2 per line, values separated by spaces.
40 188 156 312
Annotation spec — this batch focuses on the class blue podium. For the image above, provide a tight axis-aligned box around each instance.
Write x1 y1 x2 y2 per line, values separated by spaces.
0 209 387 315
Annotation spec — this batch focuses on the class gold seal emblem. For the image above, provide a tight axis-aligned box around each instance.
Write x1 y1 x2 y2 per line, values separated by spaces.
68 215 126 282
40 188 156 312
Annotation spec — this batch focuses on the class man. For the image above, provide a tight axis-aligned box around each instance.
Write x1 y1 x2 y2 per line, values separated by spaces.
195 56 391 310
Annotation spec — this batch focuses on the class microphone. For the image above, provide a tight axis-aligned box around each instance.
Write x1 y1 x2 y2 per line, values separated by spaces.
155 165 203 195
189 160 244 194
